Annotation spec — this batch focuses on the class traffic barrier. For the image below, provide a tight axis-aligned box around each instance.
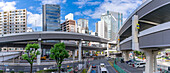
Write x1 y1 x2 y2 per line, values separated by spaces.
113 59 126 73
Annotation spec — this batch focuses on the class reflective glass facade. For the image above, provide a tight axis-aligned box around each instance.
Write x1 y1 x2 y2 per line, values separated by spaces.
43 4 60 31
101 11 123 41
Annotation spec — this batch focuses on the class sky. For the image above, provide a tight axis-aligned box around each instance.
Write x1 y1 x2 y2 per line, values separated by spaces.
0 0 143 32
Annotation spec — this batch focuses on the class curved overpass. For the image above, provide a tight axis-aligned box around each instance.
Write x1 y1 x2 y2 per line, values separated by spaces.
119 0 170 41
120 22 170 50
0 31 108 43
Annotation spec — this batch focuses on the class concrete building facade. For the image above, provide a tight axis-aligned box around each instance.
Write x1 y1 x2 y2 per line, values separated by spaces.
77 19 89 34
60 20 76 32
0 9 27 35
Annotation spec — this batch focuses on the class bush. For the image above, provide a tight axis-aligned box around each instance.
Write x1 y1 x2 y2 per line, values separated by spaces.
81 69 87 73
10 71 15 73
0 70 3 73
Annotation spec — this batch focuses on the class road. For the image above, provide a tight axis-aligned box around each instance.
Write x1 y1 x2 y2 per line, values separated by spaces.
116 62 144 73
90 59 117 73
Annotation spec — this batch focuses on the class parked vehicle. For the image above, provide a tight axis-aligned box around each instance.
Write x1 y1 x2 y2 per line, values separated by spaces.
134 62 146 68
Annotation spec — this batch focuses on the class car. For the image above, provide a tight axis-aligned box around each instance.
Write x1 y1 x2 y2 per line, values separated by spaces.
92 64 96 68
134 62 145 68
100 67 108 73
100 63 105 68
91 69 96 73
106 57 111 60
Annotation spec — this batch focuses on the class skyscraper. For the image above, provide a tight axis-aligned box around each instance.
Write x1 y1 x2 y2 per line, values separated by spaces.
42 4 60 31
77 18 89 34
0 9 27 35
101 11 123 41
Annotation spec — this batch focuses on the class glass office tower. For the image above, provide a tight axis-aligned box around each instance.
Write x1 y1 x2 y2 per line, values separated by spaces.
43 4 60 31
101 11 123 41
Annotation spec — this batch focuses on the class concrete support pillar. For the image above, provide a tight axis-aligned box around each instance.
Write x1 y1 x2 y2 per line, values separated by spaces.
72 50 75 61
78 40 82 61
122 51 130 61
144 50 154 73
107 43 109 57
132 15 139 51
153 54 157 73
37 38 41 65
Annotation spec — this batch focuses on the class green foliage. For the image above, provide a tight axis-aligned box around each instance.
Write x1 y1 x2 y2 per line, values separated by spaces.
81 69 87 73
0 70 3 73
22 43 40 64
50 43 69 72
22 43 40 73
134 51 144 55
10 71 14 73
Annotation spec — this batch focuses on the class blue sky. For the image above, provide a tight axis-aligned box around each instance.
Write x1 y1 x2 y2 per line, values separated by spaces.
0 0 142 32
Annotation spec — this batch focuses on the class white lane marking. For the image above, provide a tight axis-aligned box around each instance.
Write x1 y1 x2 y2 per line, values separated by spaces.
98 66 100 73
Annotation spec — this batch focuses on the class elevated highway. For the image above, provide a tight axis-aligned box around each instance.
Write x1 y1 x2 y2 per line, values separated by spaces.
0 31 109 65
118 0 170 73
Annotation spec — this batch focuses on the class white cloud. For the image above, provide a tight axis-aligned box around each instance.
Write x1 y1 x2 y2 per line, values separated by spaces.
0 1 16 11
82 10 93 16
36 7 42 13
27 11 42 27
38 0 66 4
88 0 142 20
74 12 83 16
73 0 101 8
87 1 101 5
29 6 34 10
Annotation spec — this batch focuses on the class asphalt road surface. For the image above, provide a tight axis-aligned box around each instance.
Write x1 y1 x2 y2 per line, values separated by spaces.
116 62 144 73
90 59 117 73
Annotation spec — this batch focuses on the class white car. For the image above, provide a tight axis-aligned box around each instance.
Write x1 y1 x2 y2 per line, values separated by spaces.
100 67 109 73
134 62 145 68
100 63 105 68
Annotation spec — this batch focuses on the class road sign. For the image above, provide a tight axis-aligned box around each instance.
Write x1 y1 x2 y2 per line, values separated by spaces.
137 24 140 29
4 65 8 67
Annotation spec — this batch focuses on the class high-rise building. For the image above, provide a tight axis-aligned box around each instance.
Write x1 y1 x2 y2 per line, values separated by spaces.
101 11 123 41
77 18 89 34
61 13 76 32
96 21 108 39
65 13 73 21
42 4 60 31
0 9 27 35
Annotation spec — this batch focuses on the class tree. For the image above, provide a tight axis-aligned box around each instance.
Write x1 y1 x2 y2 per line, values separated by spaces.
22 44 40 73
50 43 69 73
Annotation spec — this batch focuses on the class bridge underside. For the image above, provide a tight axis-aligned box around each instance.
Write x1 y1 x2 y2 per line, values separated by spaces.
0 42 106 51
120 22 170 51
120 0 170 42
